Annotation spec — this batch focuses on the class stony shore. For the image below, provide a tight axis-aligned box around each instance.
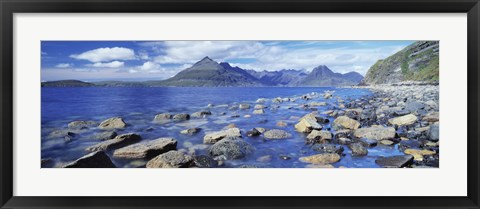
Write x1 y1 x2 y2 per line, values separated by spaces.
43 83 439 168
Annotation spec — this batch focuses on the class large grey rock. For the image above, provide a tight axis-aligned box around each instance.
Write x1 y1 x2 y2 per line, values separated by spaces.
64 151 116 168
353 126 396 141
263 129 292 140
98 117 126 130
68 120 97 129
295 113 323 133
332 116 360 130
194 155 217 168
146 150 194 168
113 138 177 159
203 128 241 144
375 155 414 168
86 133 141 152
208 137 254 160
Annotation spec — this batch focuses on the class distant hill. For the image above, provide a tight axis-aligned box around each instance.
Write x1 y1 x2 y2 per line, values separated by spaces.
41 80 95 87
150 57 264 87
298 65 364 87
361 41 439 85
246 69 308 86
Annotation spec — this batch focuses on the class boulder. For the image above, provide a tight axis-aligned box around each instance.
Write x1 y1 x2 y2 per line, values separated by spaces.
92 131 117 140
191 111 212 118
332 116 360 130
154 113 172 121
68 120 97 129
348 143 368 156
208 137 254 160
173 113 190 121
353 126 396 141
312 144 344 154
113 138 177 159
180 128 201 135
146 150 194 168
375 155 414 168
388 114 417 126
98 117 126 130
306 130 332 144
404 149 436 161
295 113 323 133
203 128 241 144
263 129 292 140
428 123 439 141
64 151 116 168
299 153 341 164
86 133 141 152
194 155 217 168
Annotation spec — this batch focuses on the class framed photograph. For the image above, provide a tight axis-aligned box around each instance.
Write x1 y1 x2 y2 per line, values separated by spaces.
1 0 479 208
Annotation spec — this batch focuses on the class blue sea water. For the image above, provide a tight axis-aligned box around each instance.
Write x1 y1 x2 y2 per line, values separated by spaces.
41 87 404 168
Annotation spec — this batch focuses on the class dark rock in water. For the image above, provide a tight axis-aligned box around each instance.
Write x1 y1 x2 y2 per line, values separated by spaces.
173 113 190 121
357 138 378 147
398 140 422 152
154 113 172 121
113 137 177 159
246 128 261 137
428 123 439 141
312 144 344 154
68 120 97 129
348 143 368 156
64 151 116 168
92 131 117 140
48 130 76 139
194 155 217 168
146 150 194 168
191 111 212 118
208 137 254 160
180 127 201 135
375 155 414 168
86 133 142 152
280 155 291 160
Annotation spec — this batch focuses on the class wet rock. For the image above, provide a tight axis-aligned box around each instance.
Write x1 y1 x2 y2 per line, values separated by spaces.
191 111 212 118
348 143 368 156
64 151 116 168
353 126 396 141
92 131 117 140
299 153 341 164
180 127 201 135
404 149 436 161
332 116 360 130
246 128 261 137
388 114 417 126
86 133 142 152
312 144 344 154
203 128 241 144
173 113 190 121
295 113 323 133
380 140 395 146
154 113 172 121
375 155 414 168
98 117 126 130
263 129 292 140
146 150 194 168
239 104 251 109
194 155 217 168
276 121 288 127
428 123 439 141
253 109 265 114
422 112 439 122
208 137 254 160
68 120 97 129
357 138 378 147
306 130 332 144
113 137 177 159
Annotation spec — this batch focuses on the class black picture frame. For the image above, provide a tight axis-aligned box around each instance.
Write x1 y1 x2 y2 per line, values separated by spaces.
1 0 479 208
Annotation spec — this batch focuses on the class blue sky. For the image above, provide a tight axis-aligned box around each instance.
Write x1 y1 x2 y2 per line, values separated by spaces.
41 40 414 81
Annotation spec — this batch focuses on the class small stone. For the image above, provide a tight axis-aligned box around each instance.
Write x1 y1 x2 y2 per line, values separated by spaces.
246 128 261 137
388 114 417 126
180 128 201 135
428 123 439 141
353 126 396 141
299 153 341 164
191 111 212 118
154 113 172 121
380 140 394 145
68 120 97 129
263 129 292 140
239 104 251 109
348 143 368 156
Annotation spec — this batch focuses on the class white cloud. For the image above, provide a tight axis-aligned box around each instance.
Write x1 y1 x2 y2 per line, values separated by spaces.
70 47 135 62
88 61 125 68
55 63 73 68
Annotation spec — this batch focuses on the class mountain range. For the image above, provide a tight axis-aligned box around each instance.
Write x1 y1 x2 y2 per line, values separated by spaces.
42 56 364 87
